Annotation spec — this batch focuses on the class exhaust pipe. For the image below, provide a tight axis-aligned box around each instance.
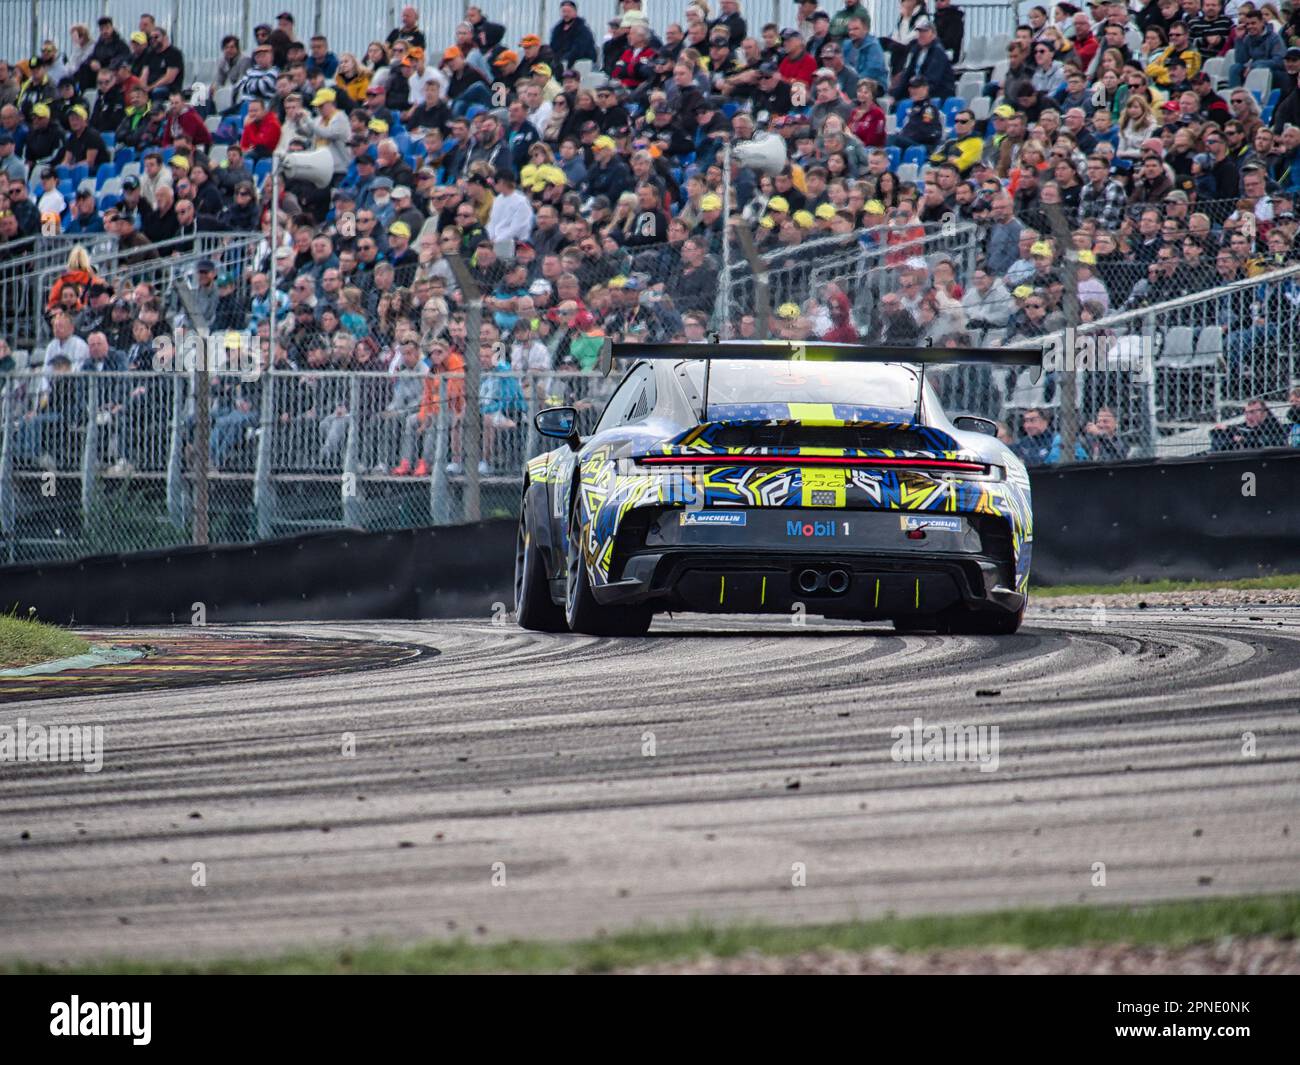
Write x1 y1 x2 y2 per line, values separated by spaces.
797 569 823 594
826 569 850 595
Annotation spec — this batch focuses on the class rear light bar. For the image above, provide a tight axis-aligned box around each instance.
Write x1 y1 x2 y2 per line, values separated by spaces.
636 454 990 474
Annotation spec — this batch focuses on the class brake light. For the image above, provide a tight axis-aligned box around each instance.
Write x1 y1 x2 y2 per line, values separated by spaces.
635 454 991 474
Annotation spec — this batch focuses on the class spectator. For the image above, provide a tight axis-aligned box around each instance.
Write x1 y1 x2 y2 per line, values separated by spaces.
1012 407 1062 465
892 18 955 101
550 2 599 67
1211 397 1290 450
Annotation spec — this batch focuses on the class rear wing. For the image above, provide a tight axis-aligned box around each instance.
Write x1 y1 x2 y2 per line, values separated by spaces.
597 340 1042 376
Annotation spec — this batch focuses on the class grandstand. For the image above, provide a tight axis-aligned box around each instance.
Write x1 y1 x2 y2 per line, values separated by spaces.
2 0 1300 562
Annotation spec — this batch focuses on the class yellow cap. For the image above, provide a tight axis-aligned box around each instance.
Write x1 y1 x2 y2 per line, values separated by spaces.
776 302 800 319
814 203 836 220
864 199 885 214
1030 240 1053 257
170 155 190 170
759 215 775 228
793 209 815 229
31 102 50 118
311 87 337 106
608 275 627 288
1077 249 1096 265
700 193 722 211
70 104 88 119
130 31 148 44
994 104 1015 118
767 195 789 213
538 164 567 186
533 62 552 77
224 330 243 349
593 134 615 150
1013 284 1034 299
368 118 389 133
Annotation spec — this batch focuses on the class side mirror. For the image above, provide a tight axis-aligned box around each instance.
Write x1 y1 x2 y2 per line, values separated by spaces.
953 414 999 437
535 405 580 449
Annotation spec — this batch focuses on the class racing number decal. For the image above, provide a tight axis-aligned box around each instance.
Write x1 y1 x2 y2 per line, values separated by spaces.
801 468 846 507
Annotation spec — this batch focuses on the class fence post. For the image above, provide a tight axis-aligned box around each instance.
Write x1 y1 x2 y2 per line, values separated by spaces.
165 374 185 527
342 375 361 526
429 376 451 525
445 253 483 522
1045 204 1078 464
719 140 734 336
0 378 14 562
733 223 769 339
253 369 275 538
80 375 98 520
174 282 211 543
29 0 38 59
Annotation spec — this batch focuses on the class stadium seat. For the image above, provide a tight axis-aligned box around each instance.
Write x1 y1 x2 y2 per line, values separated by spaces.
942 98 964 123
205 114 221 132
101 131 115 149
573 59 593 76
118 160 141 180
58 179 76 200
955 74 984 105
1245 67 1272 98
1263 103 1275 122
161 146 176 162
213 85 235 113
98 193 121 210
1194 326 1224 358
114 146 135 165
393 131 412 153
897 162 919 183
1202 56 1228 88
95 163 117 188
70 163 88 185
209 145 228 165
1159 326 1196 360
722 101 739 119
254 158 273 184
56 164 72 179
970 95 991 121
902 145 928 168
885 146 901 171
1267 88 1281 108
98 177 122 198
885 112 897 134
895 99 913 124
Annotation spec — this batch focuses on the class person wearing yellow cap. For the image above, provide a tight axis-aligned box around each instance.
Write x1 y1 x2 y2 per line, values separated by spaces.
767 195 790 215
814 202 837 221
1030 240 1053 260
864 199 886 216
592 134 615 152
700 193 723 213
308 85 349 178
387 220 419 285
59 101 108 174
368 117 389 135
1012 284 1034 299
1074 248 1110 312
169 154 190 171
793 209 815 229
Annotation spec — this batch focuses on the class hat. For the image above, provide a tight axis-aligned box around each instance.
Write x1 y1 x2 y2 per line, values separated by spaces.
0 132 12 145
1193 152 1213 168
389 220 411 237
521 34 541 47
392 185 412 199
1287 47 1300 60
40 166 56 180
196 259 216 272
1161 100 1180 112
75 186 94 199
122 175 140 189
69 104 88 119
592 134 615 150
371 175 394 189
780 27 801 39
1030 240 1053 257
367 118 389 133
562 67 581 79
908 75 929 89
130 31 147 44
793 209 815 228
170 155 190 170
575 310 598 331
621 12 649 27
528 278 552 296
533 62 552 77
864 199 885 214
914 16 934 29
442 46 461 61
332 186 356 201
1013 284 1034 298
993 104 1015 118
30 102 50 118
814 203 836 220
767 195 790 212
776 302 800 319
1077 249 1096 265
311 87 336 106
760 61 780 76
700 193 723 211
759 215 775 228
607 275 627 288
356 151 376 164
494 50 519 67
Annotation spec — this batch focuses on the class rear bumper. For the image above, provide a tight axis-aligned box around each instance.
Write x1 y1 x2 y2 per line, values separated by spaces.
593 549 1024 618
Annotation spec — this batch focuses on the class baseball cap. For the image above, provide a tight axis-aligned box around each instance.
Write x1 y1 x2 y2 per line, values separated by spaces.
196 259 216 272
1077 249 1096 265
528 278 552 296
0 132 12 145
311 87 336 106
442 46 461 61
1030 241 1053 257
370 175 394 189
776 302 800 319
914 16 934 29
170 155 190 170
1013 284 1034 299
593 134 615 150
367 118 389 134
356 151 375 164
1287 47 1300 60
130 30 147 44
864 199 885 214
69 104 88 119
494 50 519 67
814 203 836 220
700 193 722 211
389 220 411 237
780 27 801 39
767 195 790 212
908 75 929 89
793 209 815 228
521 34 541 47
392 185 412 200
534 62 552 77
30 102 50 118
122 175 140 189
993 104 1015 118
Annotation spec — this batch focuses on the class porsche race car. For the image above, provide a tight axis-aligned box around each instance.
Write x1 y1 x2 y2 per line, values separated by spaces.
515 341 1034 636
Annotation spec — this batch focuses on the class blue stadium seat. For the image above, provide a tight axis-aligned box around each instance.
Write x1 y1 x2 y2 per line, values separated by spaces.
942 97 964 123
101 131 115 149
254 158 273 184
393 131 412 153
56 164 73 179
1267 88 1281 108
903 145 928 168
1263 103 1275 122
69 163 88 185
161 146 176 162
885 146 901 171
722 101 739 119
895 99 913 125
98 193 121 210
113 146 135 165
58 179 77 200
403 150 420 170
95 162 118 187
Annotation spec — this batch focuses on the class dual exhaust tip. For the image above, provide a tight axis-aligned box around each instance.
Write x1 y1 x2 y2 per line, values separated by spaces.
798 568 850 595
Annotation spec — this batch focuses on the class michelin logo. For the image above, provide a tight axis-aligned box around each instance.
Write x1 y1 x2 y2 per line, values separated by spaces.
681 511 747 527
901 516 962 533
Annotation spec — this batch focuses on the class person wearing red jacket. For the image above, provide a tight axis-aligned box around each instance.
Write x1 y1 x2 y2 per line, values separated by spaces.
611 23 656 89
160 88 212 147
240 97 281 160
849 81 885 147
778 28 817 87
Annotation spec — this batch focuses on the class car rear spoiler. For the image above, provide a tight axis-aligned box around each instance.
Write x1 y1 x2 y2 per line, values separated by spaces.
598 340 1041 376
598 340 1044 423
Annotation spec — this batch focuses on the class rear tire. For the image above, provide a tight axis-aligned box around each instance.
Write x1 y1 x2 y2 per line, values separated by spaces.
892 614 941 634
565 512 652 636
945 605 1025 635
515 497 567 632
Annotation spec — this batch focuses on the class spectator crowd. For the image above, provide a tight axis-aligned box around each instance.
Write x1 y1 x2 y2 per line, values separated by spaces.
4 0 1300 475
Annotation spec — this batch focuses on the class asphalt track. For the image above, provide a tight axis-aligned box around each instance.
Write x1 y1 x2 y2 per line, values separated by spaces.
2 606 1298 965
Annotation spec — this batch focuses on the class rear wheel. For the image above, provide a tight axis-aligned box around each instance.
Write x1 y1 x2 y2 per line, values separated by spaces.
944 605 1025 635
515 497 567 632
892 615 941 634
565 512 652 636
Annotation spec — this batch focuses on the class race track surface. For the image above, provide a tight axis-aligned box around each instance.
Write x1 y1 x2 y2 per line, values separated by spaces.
2 608 1298 964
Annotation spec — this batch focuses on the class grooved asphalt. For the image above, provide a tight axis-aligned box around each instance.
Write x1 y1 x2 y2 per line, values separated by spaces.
1 608 1298 965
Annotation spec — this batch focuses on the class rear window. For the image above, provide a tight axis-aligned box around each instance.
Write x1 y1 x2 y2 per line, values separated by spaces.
683 359 919 418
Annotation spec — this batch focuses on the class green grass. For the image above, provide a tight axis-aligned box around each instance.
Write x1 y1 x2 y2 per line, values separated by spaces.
1031 573 1300 598
0 610 91 670
6 893 1298 975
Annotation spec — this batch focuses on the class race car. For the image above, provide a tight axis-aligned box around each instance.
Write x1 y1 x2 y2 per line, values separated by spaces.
515 341 1035 636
